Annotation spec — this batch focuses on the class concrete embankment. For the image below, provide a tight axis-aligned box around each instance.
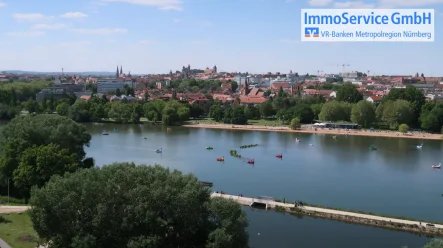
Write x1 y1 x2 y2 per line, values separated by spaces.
211 193 443 236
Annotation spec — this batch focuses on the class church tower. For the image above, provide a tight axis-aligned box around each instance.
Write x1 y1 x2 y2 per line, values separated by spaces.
120 66 123 76
213 65 217 73
116 66 119 78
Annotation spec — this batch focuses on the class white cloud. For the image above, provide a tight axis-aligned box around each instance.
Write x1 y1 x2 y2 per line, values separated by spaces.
0 1 6 7
60 12 88 18
32 23 67 30
139 40 154 44
70 28 127 35
101 0 183 11
12 13 52 21
6 31 45 37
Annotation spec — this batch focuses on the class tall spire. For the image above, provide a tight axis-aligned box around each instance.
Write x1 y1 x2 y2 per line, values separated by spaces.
116 66 119 78
120 65 123 75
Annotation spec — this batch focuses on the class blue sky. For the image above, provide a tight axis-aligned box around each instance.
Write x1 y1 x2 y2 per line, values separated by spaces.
0 0 442 75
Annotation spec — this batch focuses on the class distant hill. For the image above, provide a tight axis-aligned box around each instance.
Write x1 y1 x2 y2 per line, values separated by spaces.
1 70 116 76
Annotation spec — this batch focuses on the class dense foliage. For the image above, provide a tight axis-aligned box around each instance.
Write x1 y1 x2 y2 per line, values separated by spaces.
0 114 92 199
30 163 249 248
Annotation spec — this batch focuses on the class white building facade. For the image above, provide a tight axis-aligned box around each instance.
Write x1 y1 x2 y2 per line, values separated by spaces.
97 79 125 94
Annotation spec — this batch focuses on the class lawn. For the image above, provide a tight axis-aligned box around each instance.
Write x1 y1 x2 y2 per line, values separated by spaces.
0 212 38 248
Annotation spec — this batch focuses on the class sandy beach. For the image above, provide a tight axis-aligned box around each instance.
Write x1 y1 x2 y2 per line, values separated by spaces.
183 123 443 140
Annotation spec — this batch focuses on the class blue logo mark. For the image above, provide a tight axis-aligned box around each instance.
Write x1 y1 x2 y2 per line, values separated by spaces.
305 27 319 38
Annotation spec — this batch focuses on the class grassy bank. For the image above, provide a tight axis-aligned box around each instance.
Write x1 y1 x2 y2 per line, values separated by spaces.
0 212 38 248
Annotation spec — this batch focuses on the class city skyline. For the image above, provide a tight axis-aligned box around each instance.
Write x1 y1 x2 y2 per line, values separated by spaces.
0 0 442 76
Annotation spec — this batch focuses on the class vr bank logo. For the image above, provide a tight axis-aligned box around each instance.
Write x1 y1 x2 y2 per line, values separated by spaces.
301 9 434 42
305 27 320 38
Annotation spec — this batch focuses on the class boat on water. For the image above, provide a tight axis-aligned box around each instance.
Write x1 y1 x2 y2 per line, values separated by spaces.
102 132 109 135
247 159 254 164
206 146 213 150
156 148 162 153
309 144 314 146
432 163 441 169
417 145 423 149
370 145 377 151
295 138 301 142
216 156 224 161
276 153 282 158
144 137 147 139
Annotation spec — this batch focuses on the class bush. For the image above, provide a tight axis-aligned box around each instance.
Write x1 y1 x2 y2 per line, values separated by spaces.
289 117 301 130
398 124 409 133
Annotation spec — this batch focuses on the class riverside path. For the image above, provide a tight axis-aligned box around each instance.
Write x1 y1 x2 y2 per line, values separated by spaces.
210 192 443 229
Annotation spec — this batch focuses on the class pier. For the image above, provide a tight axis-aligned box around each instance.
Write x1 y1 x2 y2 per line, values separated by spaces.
211 192 443 235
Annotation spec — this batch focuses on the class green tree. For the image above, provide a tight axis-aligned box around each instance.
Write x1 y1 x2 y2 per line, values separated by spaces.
293 104 314 123
423 238 443 248
223 105 247 125
49 93 55 112
0 114 92 198
259 101 276 119
13 144 81 197
189 103 204 119
311 103 323 120
68 99 91 122
209 104 224 122
29 163 249 248
9 88 17 106
244 105 260 120
319 100 346 122
40 96 47 112
378 100 414 129
289 117 301 130
384 85 425 127
420 102 443 132
336 83 363 103
162 106 179 126
0 104 18 120
398 124 409 133
351 100 376 128
22 98 39 113
231 81 239 92
89 102 107 122
108 102 132 123
55 102 70 116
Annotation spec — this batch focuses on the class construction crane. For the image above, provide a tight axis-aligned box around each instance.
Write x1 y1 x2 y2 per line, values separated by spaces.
341 64 350 73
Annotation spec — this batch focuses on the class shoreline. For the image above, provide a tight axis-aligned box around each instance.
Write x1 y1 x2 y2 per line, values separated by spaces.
211 193 443 237
183 123 443 140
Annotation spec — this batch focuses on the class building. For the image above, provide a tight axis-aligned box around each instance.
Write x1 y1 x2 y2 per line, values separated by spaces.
366 95 383 104
36 88 66 102
97 79 125 94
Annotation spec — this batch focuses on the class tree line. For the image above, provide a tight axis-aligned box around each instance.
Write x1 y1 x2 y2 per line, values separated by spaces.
0 114 249 247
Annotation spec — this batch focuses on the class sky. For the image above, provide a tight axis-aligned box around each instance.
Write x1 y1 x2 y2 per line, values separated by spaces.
0 0 442 76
